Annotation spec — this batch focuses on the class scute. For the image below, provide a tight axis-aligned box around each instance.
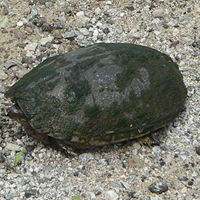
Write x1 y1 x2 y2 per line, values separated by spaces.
5 43 187 148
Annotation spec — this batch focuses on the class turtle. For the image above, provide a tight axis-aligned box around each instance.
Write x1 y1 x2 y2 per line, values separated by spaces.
5 43 187 149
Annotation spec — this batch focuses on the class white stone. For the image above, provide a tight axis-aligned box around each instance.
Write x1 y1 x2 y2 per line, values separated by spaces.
24 42 38 52
96 21 103 27
85 192 96 200
167 21 176 27
75 16 89 27
196 7 200 14
26 51 33 57
6 143 21 151
22 18 28 25
77 35 84 40
0 16 8 28
76 11 84 17
154 31 161 36
79 28 90 36
52 44 59 52
181 187 188 193
103 190 119 200
17 21 23 27
132 33 141 39
140 38 146 43
150 196 162 200
152 146 161 158
59 176 64 182
129 32 141 39
145 0 152 5
93 29 99 37
172 28 179 37
0 68 7 80
182 36 192 43
106 1 112 5
152 8 165 18
89 27 94 32
151 18 161 26
39 36 53 45
179 154 187 161
98 159 108 166
95 7 101 15
38 153 43 159
45 2 52 7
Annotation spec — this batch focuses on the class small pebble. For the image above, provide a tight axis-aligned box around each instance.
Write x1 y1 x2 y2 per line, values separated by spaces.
24 43 38 52
75 16 89 28
103 27 110 34
39 36 54 45
42 24 54 32
149 181 168 194
0 68 7 80
152 8 165 18
24 189 38 198
6 143 21 151
17 21 23 27
103 190 119 200
63 31 76 40
79 28 90 36
79 153 94 163
95 7 101 15
30 7 38 19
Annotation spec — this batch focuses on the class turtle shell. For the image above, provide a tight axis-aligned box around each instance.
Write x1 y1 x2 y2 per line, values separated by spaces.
5 43 187 148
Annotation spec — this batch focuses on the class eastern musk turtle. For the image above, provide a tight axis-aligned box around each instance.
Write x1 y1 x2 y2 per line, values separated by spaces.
5 43 187 148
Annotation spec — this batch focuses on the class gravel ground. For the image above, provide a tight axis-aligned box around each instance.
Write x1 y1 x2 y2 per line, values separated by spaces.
1 0 200 200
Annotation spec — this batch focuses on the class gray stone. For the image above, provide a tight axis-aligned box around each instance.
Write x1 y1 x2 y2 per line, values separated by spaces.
152 146 162 159
149 181 168 194
24 189 38 198
4 193 15 200
30 7 38 19
121 181 130 190
109 183 121 192
98 159 108 166
63 31 76 40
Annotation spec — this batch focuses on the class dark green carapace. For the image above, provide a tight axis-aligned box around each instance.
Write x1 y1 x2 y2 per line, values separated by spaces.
5 43 187 148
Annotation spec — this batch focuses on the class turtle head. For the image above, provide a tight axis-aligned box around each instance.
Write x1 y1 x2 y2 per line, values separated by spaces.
7 104 26 123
